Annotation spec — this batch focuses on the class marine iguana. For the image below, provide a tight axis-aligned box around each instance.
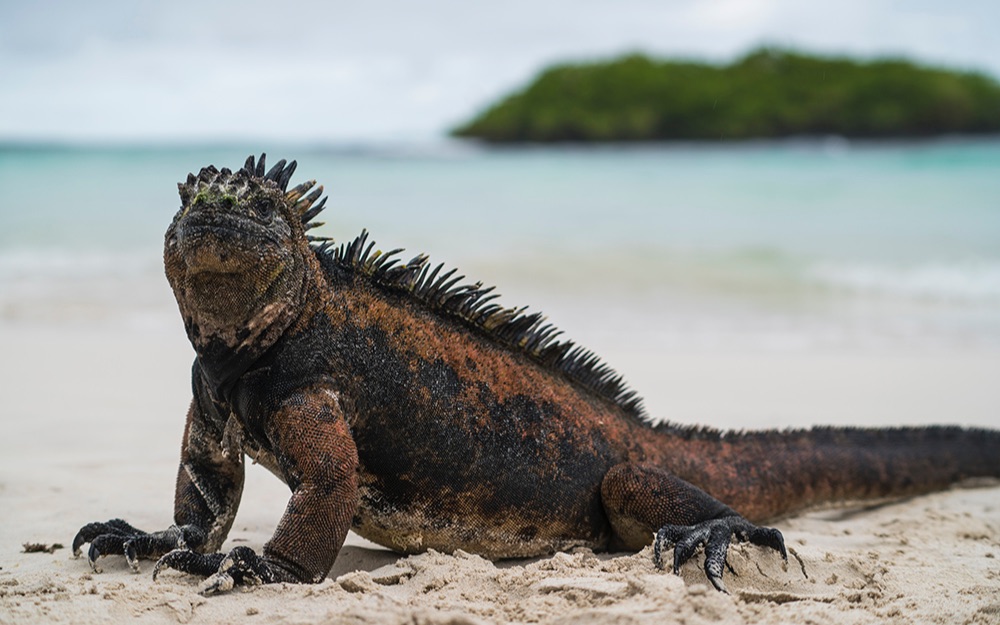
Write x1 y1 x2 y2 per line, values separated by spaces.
74 155 1000 595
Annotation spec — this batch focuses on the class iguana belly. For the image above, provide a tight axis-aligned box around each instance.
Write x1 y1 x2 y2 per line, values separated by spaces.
351 483 610 559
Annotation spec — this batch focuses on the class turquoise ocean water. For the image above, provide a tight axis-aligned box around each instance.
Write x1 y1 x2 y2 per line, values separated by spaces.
1 138 998 351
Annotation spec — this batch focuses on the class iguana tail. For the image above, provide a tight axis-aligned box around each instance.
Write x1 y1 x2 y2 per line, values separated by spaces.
662 425 1000 522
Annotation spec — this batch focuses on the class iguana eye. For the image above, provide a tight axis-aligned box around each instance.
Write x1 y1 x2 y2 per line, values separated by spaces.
252 200 274 223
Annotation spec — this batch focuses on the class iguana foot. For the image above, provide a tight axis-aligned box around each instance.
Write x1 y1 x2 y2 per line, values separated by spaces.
653 516 786 593
154 546 287 595
72 519 206 573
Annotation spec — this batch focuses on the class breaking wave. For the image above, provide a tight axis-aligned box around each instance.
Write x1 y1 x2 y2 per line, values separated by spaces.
809 260 1000 303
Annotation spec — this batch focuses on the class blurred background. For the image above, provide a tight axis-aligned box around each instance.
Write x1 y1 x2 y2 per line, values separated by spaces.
1 0 998 436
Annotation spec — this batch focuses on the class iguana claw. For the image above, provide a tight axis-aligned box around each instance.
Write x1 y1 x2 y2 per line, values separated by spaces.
653 516 786 593
73 519 205 574
153 549 226 581
154 546 280 596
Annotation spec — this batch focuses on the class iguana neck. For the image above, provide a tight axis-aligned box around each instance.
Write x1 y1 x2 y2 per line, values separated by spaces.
190 258 326 405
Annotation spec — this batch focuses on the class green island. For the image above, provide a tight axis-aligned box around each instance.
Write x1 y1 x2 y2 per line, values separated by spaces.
452 48 1000 142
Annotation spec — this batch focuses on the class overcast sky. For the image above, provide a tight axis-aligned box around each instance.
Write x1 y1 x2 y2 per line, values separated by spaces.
2 0 998 143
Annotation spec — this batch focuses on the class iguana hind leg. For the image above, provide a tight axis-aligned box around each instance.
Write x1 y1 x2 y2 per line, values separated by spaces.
600 463 786 592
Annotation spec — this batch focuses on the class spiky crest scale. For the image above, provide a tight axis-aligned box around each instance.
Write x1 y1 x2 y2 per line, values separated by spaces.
178 154 330 239
180 154 649 421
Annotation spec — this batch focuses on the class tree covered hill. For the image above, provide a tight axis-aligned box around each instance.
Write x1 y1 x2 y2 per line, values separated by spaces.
451 48 1000 142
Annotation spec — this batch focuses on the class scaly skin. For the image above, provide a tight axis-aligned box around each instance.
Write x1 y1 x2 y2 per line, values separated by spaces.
74 155 1000 595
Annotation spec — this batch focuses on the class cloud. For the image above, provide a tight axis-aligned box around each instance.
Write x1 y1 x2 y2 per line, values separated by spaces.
1 0 998 142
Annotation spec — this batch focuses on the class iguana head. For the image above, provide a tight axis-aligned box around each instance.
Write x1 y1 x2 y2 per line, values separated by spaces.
164 154 327 354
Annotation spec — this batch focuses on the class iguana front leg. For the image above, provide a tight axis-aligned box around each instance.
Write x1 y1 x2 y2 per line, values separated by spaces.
601 463 786 592
74 393 245 573
155 385 359 594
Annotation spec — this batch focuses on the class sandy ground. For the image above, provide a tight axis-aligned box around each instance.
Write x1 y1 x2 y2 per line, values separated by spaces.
2 322 999 625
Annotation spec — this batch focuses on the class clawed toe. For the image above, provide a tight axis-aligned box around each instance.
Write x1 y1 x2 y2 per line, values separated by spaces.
153 549 226 581
76 517 282 595
154 546 278 595
73 519 144 559
73 519 206 574
653 516 787 592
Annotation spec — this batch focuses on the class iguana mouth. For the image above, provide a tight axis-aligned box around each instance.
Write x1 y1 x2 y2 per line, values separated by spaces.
179 239 254 277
